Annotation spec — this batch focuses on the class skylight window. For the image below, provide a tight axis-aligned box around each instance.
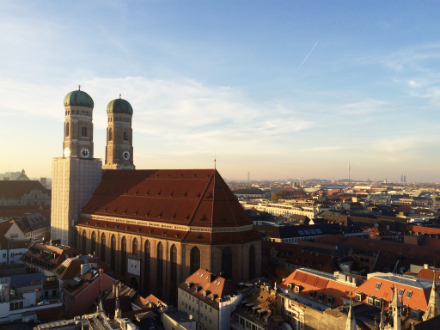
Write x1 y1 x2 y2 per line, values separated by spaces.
304 230 311 235
310 230 317 234
406 291 413 299
398 289 405 296
316 229 322 234
298 230 305 235
375 283 382 290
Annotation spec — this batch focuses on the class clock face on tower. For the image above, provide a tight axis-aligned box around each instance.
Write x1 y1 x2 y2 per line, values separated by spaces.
123 151 131 160
81 148 90 158
64 147 71 157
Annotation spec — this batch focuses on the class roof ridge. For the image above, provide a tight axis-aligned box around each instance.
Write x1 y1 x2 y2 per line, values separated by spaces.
188 169 215 226
215 170 240 227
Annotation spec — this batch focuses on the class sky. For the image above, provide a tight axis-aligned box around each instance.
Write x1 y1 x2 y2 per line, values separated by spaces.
1 1 440 182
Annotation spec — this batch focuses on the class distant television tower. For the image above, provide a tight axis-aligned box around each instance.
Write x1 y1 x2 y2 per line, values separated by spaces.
248 171 250 182
348 161 351 183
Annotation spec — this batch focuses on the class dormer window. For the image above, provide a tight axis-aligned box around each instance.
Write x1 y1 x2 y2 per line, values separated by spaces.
309 290 316 299
317 293 325 302
374 299 383 308
295 285 302 293
367 296 375 305
327 296 334 305
355 293 364 302
411 309 421 320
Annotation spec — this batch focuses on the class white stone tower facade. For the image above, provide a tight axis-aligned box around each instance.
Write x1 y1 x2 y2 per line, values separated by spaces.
51 88 102 246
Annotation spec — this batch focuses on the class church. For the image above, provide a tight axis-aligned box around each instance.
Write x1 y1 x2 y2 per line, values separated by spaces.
50 88 262 301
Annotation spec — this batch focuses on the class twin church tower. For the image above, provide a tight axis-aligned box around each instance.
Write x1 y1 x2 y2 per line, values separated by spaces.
52 87 135 245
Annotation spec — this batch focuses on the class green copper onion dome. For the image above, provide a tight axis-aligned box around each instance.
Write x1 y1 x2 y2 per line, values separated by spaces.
107 95 133 115
64 86 94 108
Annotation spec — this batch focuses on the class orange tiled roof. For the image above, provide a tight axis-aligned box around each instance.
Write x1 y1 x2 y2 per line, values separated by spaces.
280 268 355 307
179 268 237 308
406 225 440 236
353 273 436 313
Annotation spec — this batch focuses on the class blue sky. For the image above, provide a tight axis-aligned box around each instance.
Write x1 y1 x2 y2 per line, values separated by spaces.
1 1 440 181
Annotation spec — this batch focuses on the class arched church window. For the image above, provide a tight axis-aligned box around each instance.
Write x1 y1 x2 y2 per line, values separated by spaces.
91 231 96 255
249 245 255 280
222 247 233 280
82 230 87 254
190 246 200 274
144 240 150 294
81 125 87 137
111 235 116 270
66 123 70 137
157 242 163 297
132 238 138 255
108 128 112 141
170 245 178 301
121 236 127 276
100 233 106 262
124 130 128 141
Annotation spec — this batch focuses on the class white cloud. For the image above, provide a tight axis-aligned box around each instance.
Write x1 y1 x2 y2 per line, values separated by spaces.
0 76 317 153
340 99 387 115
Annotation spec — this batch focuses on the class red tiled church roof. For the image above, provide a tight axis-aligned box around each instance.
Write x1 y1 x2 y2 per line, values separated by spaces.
82 169 252 228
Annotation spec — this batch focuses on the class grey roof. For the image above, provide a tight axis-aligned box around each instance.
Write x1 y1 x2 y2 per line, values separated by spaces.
255 224 339 239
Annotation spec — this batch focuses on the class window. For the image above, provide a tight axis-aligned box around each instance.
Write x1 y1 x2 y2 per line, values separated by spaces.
210 307 212 313
411 309 421 320
65 123 70 137
144 240 150 293
249 245 255 280
398 289 405 296
157 242 163 297
222 247 233 280
355 293 363 302
190 247 200 274
81 125 87 137
91 232 96 255
406 291 413 299
124 130 128 141
170 245 178 300
111 235 116 270
367 297 374 305
375 282 382 290
375 299 382 308
100 233 106 262
108 128 113 141
121 237 127 275
82 230 87 253
132 238 138 255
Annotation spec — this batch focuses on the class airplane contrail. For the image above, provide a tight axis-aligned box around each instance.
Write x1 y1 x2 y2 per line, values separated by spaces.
295 41 318 75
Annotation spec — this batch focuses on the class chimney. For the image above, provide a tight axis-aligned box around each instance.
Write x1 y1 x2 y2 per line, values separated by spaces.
208 274 215 283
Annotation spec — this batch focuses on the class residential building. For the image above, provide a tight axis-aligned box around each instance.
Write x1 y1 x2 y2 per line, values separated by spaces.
0 180 51 206
178 268 241 330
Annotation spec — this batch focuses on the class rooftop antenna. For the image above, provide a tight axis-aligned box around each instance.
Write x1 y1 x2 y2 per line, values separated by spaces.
119 93 121 99
214 153 216 170
78 85 81 90
348 161 351 183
